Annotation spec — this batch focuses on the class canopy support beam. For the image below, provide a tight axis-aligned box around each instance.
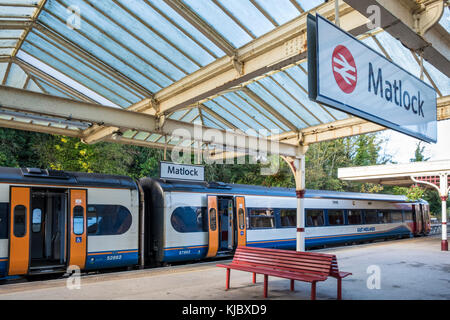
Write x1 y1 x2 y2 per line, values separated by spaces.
282 145 309 252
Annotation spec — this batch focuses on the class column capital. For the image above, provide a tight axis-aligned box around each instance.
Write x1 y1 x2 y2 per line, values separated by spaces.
441 196 448 201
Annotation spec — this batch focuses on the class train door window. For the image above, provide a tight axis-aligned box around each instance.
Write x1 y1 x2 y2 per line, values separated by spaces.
327 210 344 225
364 210 378 224
280 209 296 227
238 208 245 229
249 209 274 229
0 203 8 239
306 209 324 227
347 210 363 225
404 210 413 221
390 211 403 223
209 208 217 231
32 208 42 233
13 205 27 238
73 206 84 235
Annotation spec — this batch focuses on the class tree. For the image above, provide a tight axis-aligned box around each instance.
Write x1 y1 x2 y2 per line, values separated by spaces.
410 141 430 162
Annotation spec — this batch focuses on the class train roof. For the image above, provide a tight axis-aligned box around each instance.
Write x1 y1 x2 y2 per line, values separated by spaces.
150 178 421 203
0 167 137 190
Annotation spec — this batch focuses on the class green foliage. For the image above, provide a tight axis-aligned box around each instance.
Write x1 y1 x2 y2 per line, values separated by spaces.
410 141 430 162
405 185 425 201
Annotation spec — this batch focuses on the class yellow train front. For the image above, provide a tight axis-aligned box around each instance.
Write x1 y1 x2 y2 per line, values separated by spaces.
0 167 140 278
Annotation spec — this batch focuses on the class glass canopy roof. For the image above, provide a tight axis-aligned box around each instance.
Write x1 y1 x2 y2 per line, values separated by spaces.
0 0 448 150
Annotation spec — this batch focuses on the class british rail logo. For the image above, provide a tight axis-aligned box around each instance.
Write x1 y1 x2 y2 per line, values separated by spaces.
332 45 357 94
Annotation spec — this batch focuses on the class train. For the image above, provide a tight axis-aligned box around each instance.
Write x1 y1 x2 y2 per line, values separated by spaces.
0 167 431 278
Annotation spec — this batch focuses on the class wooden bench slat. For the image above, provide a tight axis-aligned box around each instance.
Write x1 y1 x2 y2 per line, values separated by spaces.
234 259 331 275
236 253 332 269
235 251 332 264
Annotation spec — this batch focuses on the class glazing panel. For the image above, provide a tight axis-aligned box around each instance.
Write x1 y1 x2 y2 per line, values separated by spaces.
225 92 284 132
251 0 300 25
21 41 131 108
27 31 142 103
183 0 251 48
247 82 307 129
261 75 321 126
145 0 225 58
234 91 290 132
0 30 23 38
296 0 324 11
5 63 27 88
60 0 191 79
113 0 214 68
38 9 162 92
215 0 274 37
203 100 249 130
213 96 265 131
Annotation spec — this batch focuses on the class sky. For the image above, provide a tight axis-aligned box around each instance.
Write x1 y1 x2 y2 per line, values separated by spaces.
379 119 450 163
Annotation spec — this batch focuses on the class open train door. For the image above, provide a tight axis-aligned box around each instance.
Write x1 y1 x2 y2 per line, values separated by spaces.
235 196 247 247
8 187 31 275
206 195 219 258
68 189 87 269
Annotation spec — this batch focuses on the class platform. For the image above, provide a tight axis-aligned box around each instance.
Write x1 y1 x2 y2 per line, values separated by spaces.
0 235 448 300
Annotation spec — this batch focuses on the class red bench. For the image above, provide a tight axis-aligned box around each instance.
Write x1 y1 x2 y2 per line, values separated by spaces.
216 246 351 300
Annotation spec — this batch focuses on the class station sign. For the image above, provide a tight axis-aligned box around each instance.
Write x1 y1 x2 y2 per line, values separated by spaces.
160 161 205 182
307 14 437 143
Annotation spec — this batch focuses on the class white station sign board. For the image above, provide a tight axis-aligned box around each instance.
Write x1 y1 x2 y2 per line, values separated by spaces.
308 14 437 143
160 161 205 182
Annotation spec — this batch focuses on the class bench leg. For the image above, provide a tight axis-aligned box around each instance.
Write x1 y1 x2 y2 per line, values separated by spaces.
311 281 317 300
290 279 295 291
337 277 342 300
263 275 268 298
226 268 230 290
253 273 256 284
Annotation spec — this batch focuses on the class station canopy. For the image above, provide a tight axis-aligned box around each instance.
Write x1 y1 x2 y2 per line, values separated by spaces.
0 0 449 157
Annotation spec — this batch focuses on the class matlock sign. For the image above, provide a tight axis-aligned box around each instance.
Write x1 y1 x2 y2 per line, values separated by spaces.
308 14 437 143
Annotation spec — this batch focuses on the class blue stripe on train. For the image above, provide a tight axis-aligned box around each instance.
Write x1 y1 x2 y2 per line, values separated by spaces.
85 251 138 270
0 252 139 274
162 226 412 262
163 246 208 263
0 260 6 277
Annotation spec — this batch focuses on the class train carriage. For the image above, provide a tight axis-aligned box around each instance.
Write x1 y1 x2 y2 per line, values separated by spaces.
140 178 431 266
0 167 139 278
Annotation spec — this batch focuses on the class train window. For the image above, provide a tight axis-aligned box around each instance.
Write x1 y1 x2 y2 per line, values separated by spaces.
73 206 84 235
0 203 8 239
13 205 26 238
328 210 344 225
87 205 133 235
404 210 413 221
32 208 42 233
249 209 275 229
209 208 217 231
280 209 296 227
170 206 206 233
390 211 403 223
306 209 324 227
347 210 363 225
377 211 391 224
238 208 245 230
87 206 98 234
364 210 378 224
